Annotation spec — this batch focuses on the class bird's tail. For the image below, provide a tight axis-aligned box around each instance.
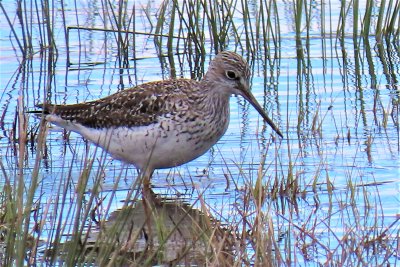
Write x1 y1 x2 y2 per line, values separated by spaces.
26 104 54 115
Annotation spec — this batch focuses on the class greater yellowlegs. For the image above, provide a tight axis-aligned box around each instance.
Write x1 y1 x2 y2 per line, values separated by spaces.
35 51 282 183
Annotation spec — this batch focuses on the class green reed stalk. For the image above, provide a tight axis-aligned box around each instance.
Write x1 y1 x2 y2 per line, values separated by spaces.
240 0 256 54
65 155 96 265
154 0 168 53
256 2 264 57
257 0 279 59
294 0 304 40
17 0 31 54
174 0 207 58
14 0 58 260
272 0 282 58
59 0 68 57
361 0 374 37
188 0 206 56
42 0 57 53
15 89 27 266
202 0 218 52
46 160 76 264
305 0 312 56
376 0 387 41
0 3 24 53
353 0 359 39
385 0 400 38
337 0 348 41
167 0 177 58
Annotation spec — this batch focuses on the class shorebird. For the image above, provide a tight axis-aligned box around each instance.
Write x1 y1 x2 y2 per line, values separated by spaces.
34 51 282 186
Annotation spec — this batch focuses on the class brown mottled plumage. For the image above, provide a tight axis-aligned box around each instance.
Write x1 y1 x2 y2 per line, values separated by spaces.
35 51 282 179
38 79 197 129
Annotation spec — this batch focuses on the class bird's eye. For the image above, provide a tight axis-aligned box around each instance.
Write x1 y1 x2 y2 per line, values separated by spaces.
225 70 238 80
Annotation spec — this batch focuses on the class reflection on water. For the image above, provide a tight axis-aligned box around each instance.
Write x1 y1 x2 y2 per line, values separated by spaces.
76 198 234 266
0 0 399 265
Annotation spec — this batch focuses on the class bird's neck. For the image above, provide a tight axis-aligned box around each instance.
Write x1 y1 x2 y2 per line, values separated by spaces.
197 80 231 121
200 78 231 99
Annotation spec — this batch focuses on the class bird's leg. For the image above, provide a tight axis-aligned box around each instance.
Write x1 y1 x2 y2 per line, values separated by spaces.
142 169 157 203
141 169 155 250
142 173 152 198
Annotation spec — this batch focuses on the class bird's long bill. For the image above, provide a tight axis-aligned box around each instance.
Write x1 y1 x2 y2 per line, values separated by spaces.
241 91 283 138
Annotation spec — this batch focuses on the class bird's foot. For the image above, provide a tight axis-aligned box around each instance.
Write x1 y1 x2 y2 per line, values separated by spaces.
141 178 160 250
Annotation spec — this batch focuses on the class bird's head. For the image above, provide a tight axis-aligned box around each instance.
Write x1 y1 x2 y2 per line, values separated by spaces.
204 51 283 138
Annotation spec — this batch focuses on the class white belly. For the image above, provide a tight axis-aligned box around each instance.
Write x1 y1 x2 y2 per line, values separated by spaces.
49 118 226 171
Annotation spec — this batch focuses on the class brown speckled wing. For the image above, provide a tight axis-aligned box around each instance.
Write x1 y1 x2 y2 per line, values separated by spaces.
39 79 195 129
